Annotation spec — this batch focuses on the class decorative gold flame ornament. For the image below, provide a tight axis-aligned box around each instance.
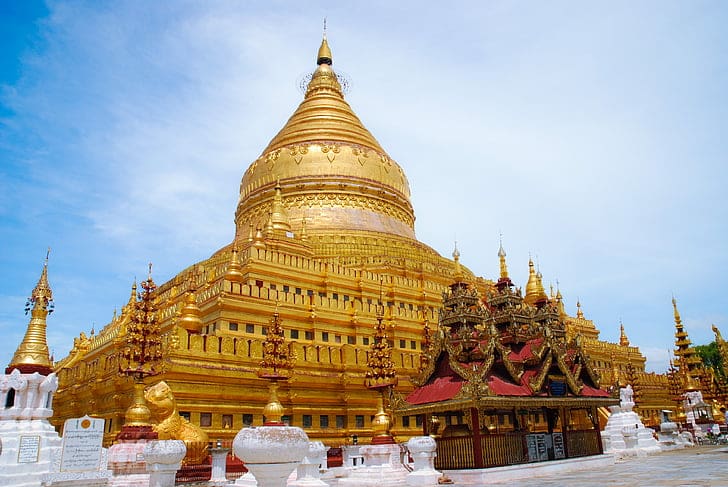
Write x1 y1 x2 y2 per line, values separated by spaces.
365 306 398 443
259 310 296 425
117 264 163 438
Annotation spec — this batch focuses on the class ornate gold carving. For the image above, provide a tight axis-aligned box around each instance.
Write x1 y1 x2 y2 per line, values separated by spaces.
289 145 309 164
265 149 281 168
321 143 341 162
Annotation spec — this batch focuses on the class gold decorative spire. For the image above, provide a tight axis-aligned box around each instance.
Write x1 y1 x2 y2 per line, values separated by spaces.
124 280 137 315
535 270 547 301
524 258 544 305
555 288 566 316
619 321 630 346
258 311 296 425
365 312 397 389
117 264 163 431
253 227 266 250
178 291 203 333
299 218 308 242
671 296 702 378
224 243 245 283
672 296 681 323
452 242 464 281
8 252 54 374
317 23 332 65
268 180 292 236
576 299 584 319
259 311 296 380
498 237 509 280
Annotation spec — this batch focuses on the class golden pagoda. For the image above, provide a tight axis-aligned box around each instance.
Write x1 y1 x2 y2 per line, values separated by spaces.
50 34 676 445
7 252 54 375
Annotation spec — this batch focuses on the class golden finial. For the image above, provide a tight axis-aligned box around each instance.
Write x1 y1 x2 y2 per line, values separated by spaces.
300 218 308 242
576 299 584 319
269 180 292 236
555 284 565 316
497 236 509 280
619 321 630 346
264 211 274 238
224 241 245 283
7 253 54 374
672 296 682 324
253 227 266 250
248 222 254 242
452 241 464 281
317 20 332 66
524 257 540 305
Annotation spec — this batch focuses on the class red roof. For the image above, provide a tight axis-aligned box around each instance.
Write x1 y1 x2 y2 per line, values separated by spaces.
487 374 532 396
580 384 610 397
406 375 464 405
507 338 544 362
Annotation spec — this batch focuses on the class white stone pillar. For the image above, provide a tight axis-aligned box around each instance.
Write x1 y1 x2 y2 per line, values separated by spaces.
143 440 186 487
209 446 230 486
405 436 441 487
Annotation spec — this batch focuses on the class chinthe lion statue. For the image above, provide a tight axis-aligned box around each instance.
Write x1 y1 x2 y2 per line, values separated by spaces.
145 381 209 465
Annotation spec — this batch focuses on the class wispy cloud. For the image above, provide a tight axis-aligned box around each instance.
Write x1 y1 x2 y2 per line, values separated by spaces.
1 1 727 371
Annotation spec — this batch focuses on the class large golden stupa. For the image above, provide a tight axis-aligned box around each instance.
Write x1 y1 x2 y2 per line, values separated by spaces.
51 36 674 445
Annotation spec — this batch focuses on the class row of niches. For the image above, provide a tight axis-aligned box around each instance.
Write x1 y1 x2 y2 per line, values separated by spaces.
174 411 423 431
265 282 424 311
202 320 421 351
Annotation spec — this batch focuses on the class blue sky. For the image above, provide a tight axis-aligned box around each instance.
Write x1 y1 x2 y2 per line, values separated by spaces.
1 1 727 373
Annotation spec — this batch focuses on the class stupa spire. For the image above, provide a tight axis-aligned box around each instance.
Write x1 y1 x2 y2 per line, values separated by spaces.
524 257 547 305
671 296 702 377
497 236 509 280
452 242 464 281
619 321 630 346
224 241 245 283
8 251 54 374
269 180 292 236
317 20 332 65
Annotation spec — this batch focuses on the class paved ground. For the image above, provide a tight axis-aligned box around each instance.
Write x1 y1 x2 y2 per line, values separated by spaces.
484 446 728 487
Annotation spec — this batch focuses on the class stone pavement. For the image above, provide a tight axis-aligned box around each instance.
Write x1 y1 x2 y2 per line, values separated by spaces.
482 446 728 487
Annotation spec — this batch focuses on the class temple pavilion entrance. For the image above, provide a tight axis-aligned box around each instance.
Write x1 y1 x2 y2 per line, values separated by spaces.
401 400 607 470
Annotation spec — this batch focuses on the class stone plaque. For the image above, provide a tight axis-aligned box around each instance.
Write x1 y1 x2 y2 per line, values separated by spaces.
60 415 105 472
18 435 41 463
552 432 565 459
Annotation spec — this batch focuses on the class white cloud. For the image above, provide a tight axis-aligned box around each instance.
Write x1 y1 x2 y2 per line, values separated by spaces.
1 1 727 372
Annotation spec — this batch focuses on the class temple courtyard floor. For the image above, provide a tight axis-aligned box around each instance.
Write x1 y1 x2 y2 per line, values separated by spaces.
459 445 728 486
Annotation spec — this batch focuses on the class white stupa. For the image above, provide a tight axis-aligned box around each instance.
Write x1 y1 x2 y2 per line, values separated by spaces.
601 385 661 456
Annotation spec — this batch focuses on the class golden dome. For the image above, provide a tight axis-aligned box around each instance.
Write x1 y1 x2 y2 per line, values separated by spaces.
235 36 415 245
